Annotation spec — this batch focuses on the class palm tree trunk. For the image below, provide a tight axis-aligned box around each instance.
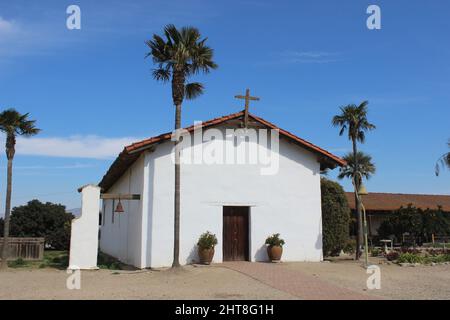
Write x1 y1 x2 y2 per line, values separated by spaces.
1 157 13 269
352 139 363 260
172 102 181 268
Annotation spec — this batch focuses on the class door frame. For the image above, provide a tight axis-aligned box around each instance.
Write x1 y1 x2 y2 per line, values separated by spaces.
222 206 250 262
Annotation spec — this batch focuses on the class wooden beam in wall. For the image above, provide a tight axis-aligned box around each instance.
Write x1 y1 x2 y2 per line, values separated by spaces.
100 194 141 200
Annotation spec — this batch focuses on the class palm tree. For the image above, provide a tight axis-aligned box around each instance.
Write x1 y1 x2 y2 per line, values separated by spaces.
0 109 40 269
435 141 450 176
146 25 217 267
332 101 375 260
338 151 376 182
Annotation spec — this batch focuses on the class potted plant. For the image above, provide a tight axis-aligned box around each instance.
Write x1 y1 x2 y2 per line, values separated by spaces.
197 231 218 265
265 233 285 262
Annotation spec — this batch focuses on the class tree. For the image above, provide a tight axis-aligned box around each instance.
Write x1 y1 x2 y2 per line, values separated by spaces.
435 141 450 176
421 207 450 242
9 200 74 250
332 101 375 260
338 151 376 182
0 109 40 269
146 25 217 267
377 205 450 244
321 178 351 257
0 218 3 237
337 152 375 246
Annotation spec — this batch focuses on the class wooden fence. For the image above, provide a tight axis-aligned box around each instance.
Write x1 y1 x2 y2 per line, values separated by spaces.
0 237 45 261
432 235 450 244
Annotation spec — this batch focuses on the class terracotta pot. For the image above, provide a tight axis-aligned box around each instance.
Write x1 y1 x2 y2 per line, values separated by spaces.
267 245 283 262
198 247 215 265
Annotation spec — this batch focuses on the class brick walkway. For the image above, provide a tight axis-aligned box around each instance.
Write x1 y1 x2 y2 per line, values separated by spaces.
221 262 378 300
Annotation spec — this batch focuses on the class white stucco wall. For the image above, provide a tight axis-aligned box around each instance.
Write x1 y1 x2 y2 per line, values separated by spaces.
101 125 325 269
145 128 323 268
99 154 146 268
69 185 101 270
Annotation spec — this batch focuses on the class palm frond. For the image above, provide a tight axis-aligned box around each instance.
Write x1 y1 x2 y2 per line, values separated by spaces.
145 35 170 63
332 101 375 143
357 131 366 143
338 151 376 180
152 68 171 82
358 100 369 109
164 24 181 45
435 152 450 176
146 25 218 103
185 82 204 100
0 108 40 138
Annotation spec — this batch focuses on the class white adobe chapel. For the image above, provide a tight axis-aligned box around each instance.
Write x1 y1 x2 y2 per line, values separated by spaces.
71 110 344 269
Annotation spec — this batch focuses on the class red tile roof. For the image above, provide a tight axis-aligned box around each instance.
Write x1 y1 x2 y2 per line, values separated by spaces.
345 192 450 212
99 111 345 191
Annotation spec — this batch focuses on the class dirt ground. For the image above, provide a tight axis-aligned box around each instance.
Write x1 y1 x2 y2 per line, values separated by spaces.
0 265 294 300
282 257 450 300
0 259 449 300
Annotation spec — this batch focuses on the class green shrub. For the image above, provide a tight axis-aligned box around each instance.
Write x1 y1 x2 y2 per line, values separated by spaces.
424 254 450 264
265 233 285 247
108 261 122 270
97 251 124 270
342 239 356 255
321 178 351 257
197 231 218 249
425 255 445 264
397 253 424 264
8 258 27 268
40 250 69 269
52 254 69 267
371 247 382 257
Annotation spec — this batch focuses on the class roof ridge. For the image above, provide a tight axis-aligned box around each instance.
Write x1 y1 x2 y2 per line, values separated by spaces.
125 110 245 152
100 110 346 191
248 113 341 160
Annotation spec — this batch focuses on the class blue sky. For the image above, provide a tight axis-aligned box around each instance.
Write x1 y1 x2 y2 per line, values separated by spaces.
0 0 449 214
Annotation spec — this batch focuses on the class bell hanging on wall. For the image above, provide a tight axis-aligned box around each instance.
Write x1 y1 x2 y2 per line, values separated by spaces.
115 199 124 213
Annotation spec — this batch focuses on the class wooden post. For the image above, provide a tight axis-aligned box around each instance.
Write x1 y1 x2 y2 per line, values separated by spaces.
100 194 141 200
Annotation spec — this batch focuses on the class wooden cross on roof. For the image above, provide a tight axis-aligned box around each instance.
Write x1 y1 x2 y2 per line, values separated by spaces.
234 88 260 128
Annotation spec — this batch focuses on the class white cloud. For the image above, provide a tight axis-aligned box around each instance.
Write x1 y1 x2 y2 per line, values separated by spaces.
0 15 73 62
0 16 15 35
2 163 95 170
0 16 33 59
7 135 142 159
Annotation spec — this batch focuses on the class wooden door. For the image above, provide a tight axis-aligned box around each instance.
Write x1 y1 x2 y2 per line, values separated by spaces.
223 206 249 261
